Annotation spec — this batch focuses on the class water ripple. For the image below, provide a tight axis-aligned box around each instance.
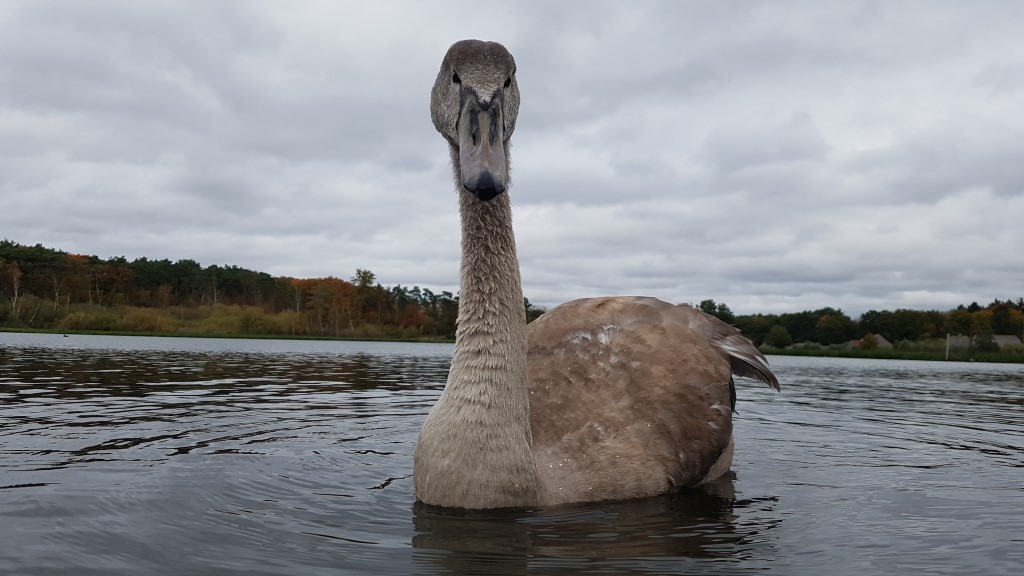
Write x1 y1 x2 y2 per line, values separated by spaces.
1 333 1022 575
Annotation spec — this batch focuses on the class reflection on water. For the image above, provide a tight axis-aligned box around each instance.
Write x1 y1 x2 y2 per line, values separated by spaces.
1 332 1022 575
411 480 782 575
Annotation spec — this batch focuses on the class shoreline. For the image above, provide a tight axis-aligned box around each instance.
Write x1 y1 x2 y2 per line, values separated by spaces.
761 347 1024 364
0 326 455 345
4 327 1020 363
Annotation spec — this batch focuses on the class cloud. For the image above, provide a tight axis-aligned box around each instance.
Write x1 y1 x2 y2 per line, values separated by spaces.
1 0 1022 317
699 113 829 175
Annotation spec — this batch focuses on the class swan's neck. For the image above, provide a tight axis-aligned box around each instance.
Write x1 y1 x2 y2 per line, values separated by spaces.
412 144 538 508
450 185 528 395
447 141 528 419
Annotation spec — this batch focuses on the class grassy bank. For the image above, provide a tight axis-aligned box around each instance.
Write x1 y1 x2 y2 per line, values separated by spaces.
0 325 453 344
762 347 1024 364
0 303 453 343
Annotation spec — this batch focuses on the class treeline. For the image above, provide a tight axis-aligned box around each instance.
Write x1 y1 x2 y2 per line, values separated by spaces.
3 240 1023 349
0 240 544 339
697 299 1024 354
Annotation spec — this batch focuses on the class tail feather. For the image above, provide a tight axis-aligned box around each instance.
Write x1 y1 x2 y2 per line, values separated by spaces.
704 313 780 391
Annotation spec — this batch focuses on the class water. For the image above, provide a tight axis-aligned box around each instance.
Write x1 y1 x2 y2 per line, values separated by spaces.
1 332 1021 575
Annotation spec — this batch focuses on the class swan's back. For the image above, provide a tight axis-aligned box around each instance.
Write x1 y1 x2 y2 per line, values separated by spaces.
527 296 778 505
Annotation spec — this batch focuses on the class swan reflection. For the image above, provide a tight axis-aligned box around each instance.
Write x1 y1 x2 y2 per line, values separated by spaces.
412 476 781 574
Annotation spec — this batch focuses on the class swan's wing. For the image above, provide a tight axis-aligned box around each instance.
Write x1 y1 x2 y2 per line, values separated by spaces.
700 311 780 391
526 296 777 504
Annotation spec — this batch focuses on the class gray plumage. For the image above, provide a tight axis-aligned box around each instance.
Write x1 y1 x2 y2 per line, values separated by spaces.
414 40 778 509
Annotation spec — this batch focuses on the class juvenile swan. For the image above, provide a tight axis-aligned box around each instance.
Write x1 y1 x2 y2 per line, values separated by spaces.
414 40 779 509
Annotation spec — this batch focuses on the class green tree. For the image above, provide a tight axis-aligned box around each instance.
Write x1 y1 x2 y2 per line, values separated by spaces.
990 303 1015 335
352 269 378 326
815 311 856 344
763 324 793 348
698 299 736 324
734 313 778 347
946 308 973 336
860 308 936 342
524 297 546 323
972 313 998 352
777 310 819 343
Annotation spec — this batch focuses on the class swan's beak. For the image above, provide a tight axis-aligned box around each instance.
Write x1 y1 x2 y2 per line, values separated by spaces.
457 96 507 201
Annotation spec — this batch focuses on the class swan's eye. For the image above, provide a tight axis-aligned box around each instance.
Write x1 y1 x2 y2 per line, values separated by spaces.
452 72 461 84
504 76 512 88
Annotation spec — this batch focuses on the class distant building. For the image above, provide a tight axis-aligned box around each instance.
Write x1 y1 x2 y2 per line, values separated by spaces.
948 334 1023 351
947 335 972 349
848 333 893 350
993 335 1023 350
871 334 894 349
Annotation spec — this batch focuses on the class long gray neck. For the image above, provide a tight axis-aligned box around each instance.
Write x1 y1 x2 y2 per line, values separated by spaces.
410 144 537 508
447 143 529 401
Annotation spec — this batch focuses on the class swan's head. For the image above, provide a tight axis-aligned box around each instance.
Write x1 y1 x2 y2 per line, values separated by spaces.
431 40 519 202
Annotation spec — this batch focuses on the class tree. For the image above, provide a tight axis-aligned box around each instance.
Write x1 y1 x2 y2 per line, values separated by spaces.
734 313 778 347
778 310 819 343
860 333 879 349
353 269 376 289
10 237 1022 344
698 299 736 324
763 325 793 348
172 259 204 304
524 297 546 323
946 308 972 336
860 308 934 342
972 313 998 352
352 269 378 327
5 261 22 322
990 303 1016 335
397 303 425 331
815 311 856 345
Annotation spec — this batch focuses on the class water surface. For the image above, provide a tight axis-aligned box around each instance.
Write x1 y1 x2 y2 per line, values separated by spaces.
1 332 1021 574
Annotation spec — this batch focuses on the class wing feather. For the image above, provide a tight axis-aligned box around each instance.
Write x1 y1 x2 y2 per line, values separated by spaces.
526 296 778 505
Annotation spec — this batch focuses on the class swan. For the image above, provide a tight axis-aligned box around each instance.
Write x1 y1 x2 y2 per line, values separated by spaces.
414 40 779 509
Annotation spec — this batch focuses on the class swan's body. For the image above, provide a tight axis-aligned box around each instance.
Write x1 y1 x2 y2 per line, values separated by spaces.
414 40 778 509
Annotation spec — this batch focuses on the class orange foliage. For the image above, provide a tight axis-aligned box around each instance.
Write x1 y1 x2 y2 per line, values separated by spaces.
398 303 425 329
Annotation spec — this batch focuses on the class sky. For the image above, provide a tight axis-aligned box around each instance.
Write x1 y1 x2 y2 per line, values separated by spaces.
2 1 1023 317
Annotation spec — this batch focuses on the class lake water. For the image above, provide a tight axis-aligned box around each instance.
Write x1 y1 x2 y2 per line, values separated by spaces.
1 332 1021 575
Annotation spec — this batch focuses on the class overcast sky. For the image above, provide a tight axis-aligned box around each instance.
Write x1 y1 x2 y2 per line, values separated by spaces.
2 1 1022 316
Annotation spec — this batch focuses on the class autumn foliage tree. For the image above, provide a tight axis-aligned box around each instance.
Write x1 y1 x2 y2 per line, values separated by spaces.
0 239 469 338
1 240 1022 348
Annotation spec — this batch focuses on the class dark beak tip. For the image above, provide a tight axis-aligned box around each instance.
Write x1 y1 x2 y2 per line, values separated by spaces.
464 171 505 202
471 187 504 202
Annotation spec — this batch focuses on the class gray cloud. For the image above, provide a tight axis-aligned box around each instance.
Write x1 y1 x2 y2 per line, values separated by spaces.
1 0 1022 317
